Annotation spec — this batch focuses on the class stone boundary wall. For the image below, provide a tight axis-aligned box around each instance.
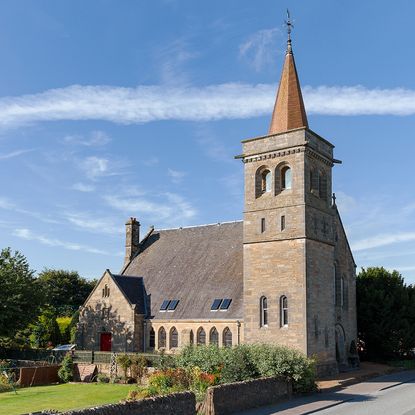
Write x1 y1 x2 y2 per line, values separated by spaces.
18 365 60 387
200 377 291 415
61 392 196 415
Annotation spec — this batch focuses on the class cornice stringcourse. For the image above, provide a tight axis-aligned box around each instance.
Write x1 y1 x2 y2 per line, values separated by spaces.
304 148 334 167
242 146 304 164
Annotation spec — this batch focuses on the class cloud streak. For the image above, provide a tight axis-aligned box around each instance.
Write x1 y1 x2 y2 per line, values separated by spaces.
13 228 113 256
1 83 415 128
352 232 415 252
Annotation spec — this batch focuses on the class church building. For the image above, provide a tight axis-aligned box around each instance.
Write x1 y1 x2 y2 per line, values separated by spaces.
77 21 358 376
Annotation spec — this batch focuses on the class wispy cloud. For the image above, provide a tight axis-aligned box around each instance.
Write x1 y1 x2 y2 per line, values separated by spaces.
104 191 196 227
167 168 186 184
0 196 60 224
13 228 113 256
0 149 33 160
63 130 111 146
352 232 415 252
2 83 415 128
72 182 95 192
78 156 111 181
239 28 281 71
63 211 123 235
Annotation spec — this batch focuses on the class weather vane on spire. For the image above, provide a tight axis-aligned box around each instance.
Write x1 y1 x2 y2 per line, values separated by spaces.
285 9 293 53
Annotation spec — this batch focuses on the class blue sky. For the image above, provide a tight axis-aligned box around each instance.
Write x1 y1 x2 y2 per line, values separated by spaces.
1 0 415 283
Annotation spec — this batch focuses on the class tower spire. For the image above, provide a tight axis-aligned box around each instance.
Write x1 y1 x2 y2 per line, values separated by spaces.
268 11 308 135
285 9 293 54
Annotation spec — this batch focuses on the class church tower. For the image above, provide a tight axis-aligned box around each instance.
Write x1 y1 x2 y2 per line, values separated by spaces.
240 14 357 375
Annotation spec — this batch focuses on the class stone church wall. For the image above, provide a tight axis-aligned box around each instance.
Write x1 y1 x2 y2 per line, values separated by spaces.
77 273 141 352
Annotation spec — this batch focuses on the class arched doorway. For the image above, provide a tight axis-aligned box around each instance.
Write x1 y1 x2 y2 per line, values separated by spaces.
335 324 347 367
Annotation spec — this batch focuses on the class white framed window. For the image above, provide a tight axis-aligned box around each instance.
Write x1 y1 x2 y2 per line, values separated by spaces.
260 296 268 327
280 296 288 327
281 166 292 190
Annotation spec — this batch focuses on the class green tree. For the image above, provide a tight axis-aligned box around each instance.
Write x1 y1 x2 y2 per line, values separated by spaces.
37 269 96 316
0 248 43 338
29 308 61 348
357 267 413 360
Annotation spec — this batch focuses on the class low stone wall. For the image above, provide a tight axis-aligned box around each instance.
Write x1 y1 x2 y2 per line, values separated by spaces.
200 377 291 415
18 365 60 387
62 392 196 415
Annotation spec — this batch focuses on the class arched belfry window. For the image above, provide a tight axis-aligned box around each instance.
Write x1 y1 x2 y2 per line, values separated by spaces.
256 166 272 198
262 170 272 193
260 296 268 327
319 172 328 200
281 166 292 190
280 296 288 327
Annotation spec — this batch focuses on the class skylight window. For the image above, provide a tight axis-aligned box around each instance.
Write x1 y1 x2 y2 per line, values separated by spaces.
167 300 179 311
211 299 222 311
220 299 232 310
160 300 170 311
211 298 232 311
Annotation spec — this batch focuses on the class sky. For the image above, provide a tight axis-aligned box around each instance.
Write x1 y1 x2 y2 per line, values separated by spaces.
0 0 415 283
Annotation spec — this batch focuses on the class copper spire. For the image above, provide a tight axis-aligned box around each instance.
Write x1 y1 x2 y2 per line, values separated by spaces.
268 10 308 135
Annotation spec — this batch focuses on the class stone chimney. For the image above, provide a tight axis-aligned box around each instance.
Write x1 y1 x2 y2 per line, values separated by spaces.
125 217 140 264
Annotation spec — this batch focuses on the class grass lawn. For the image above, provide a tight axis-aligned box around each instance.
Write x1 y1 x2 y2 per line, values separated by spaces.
0 383 135 415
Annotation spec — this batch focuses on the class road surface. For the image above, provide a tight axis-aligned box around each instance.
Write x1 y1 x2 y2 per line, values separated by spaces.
235 370 415 415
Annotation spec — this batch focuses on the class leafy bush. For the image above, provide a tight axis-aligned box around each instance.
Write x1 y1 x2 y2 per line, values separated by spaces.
220 345 258 383
155 349 176 371
116 354 132 379
248 344 317 393
96 373 110 383
130 355 148 384
175 344 316 392
175 345 224 373
58 353 74 383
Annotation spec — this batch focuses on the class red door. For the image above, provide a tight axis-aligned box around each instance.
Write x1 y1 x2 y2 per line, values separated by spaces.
100 333 112 352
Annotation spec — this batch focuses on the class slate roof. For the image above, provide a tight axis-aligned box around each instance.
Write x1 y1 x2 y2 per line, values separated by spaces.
112 274 146 315
121 221 243 320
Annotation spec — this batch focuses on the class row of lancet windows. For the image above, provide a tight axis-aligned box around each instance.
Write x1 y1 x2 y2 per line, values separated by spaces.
153 326 233 349
260 296 288 328
257 165 329 201
102 285 110 298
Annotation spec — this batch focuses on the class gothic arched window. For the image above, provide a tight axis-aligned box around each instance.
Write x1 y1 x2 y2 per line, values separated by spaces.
158 327 166 349
260 296 268 327
281 166 292 190
223 327 233 347
189 330 194 346
209 327 219 346
169 327 178 349
280 296 288 327
197 327 206 346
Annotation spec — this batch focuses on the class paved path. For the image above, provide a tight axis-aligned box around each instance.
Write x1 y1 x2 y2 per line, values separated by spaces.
235 370 415 415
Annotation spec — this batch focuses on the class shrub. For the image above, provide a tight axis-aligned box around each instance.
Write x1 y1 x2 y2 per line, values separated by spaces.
96 373 110 383
248 344 317 393
58 353 74 383
130 355 148 384
156 349 176 371
175 345 224 373
116 354 132 379
220 345 258 383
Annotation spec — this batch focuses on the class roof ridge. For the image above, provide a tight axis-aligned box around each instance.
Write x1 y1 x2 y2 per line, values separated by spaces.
156 220 242 232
